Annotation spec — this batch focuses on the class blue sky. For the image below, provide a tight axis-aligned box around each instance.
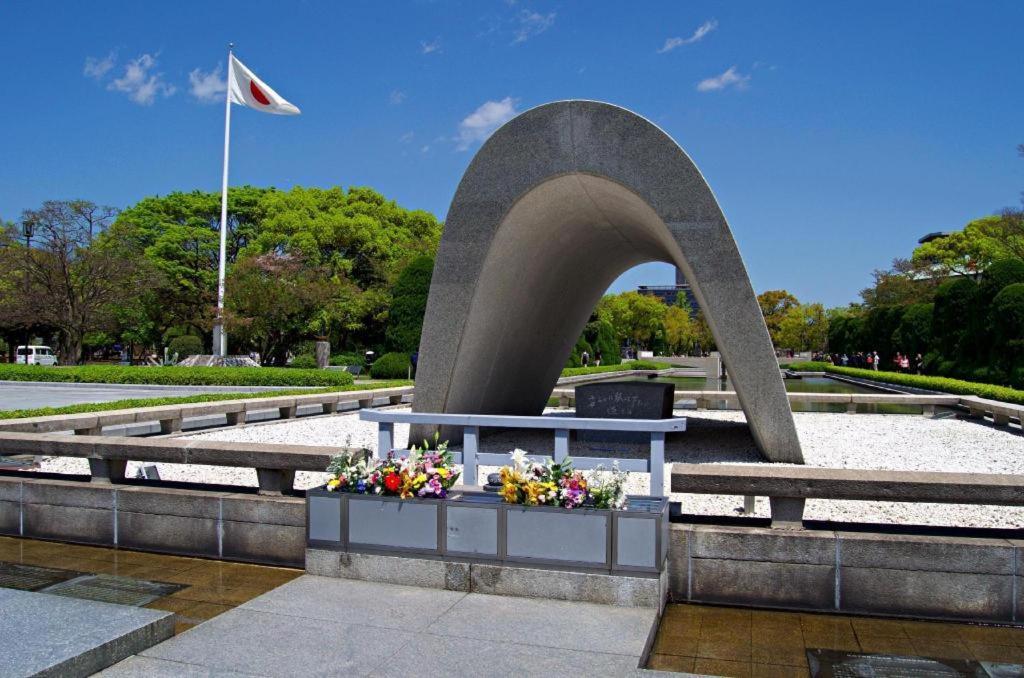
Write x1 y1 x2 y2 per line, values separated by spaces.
2 1 1022 307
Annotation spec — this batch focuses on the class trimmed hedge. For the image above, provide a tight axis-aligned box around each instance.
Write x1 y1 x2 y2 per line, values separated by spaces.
560 360 670 378
0 381 412 420
784 362 1024 405
0 364 354 387
369 352 412 379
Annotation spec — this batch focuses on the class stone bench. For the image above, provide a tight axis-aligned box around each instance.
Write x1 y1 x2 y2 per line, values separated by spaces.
671 463 1024 529
0 386 413 435
0 432 356 495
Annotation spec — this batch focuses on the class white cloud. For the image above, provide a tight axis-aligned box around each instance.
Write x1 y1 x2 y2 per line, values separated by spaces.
84 52 116 79
696 66 750 92
420 145 430 153
390 89 406 105
513 10 555 44
421 38 442 54
188 65 226 103
109 53 175 105
400 131 415 143
456 97 518 151
658 19 718 53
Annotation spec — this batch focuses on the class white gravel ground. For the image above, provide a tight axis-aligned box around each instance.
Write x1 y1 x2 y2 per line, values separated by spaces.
35 408 1024 529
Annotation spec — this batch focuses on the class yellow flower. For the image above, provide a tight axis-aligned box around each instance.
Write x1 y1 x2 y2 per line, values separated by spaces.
500 483 520 504
414 473 427 486
437 468 449 478
327 478 340 489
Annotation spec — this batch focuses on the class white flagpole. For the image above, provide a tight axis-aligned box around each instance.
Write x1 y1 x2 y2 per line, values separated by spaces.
214 43 234 358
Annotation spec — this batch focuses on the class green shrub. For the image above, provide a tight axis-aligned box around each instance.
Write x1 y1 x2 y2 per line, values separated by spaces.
560 360 670 377
330 352 366 367
289 354 318 369
782 361 831 372
167 335 203 358
790 364 1024 405
369 352 412 379
0 364 354 387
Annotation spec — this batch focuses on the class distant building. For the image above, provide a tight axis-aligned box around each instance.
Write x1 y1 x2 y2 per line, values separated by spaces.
918 231 951 245
638 268 700 315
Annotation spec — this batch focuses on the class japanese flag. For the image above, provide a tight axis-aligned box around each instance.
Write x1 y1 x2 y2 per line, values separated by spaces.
228 54 300 115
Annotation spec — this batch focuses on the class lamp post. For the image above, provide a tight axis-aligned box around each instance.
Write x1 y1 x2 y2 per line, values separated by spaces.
20 218 34 363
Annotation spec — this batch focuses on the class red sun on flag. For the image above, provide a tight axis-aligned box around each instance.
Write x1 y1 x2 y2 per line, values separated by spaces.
249 80 271 105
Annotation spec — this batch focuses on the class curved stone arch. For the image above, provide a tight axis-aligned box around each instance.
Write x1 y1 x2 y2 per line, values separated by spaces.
414 100 802 463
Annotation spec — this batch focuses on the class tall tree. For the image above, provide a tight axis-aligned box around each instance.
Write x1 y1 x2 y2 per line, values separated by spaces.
20 200 144 363
225 252 333 365
776 303 829 352
757 290 798 345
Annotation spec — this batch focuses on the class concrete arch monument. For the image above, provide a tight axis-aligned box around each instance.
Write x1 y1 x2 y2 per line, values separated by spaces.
414 100 802 463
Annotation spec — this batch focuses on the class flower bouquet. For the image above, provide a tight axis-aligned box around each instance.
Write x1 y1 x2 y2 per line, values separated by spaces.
325 433 460 499
498 449 627 510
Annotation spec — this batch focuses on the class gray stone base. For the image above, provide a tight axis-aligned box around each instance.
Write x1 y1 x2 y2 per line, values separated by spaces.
0 588 173 678
668 523 1024 625
306 548 667 609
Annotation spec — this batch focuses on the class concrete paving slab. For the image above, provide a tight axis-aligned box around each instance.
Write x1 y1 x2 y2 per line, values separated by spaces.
113 574 659 677
141 606 419 677
99 655 260 678
0 588 173 677
239 574 465 630
367 631 643 678
426 589 656 656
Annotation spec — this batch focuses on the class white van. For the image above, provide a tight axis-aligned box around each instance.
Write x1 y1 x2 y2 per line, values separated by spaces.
16 345 58 366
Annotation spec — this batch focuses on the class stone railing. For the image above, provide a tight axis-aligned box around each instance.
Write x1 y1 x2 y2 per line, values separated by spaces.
0 431 354 495
0 385 413 436
670 463 1024 529
549 387 1017 419
359 409 686 497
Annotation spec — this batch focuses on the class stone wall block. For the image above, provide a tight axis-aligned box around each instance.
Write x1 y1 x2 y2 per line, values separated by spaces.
22 504 113 544
839 532 1014 574
221 520 304 567
840 567 1013 621
117 511 218 557
690 558 834 610
690 525 835 565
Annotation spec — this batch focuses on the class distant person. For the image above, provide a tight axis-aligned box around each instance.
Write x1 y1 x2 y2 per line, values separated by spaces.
595 350 602 367
914 353 924 374
873 351 880 371
900 354 910 372
411 351 418 377
865 352 873 369
841 353 849 366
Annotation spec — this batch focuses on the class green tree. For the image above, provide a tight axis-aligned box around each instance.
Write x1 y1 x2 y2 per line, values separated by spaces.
776 304 829 352
990 283 1024 374
385 255 434 352
826 307 864 355
20 200 147 363
892 303 933 359
912 214 1024 276
756 290 798 345
225 253 333 365
664 304 697 355
597 291 667 349
860 258 940 309
932 277 978 358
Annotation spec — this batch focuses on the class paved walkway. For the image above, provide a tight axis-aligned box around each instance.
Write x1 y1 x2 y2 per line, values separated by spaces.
0 381 298 411
99 575 663 677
